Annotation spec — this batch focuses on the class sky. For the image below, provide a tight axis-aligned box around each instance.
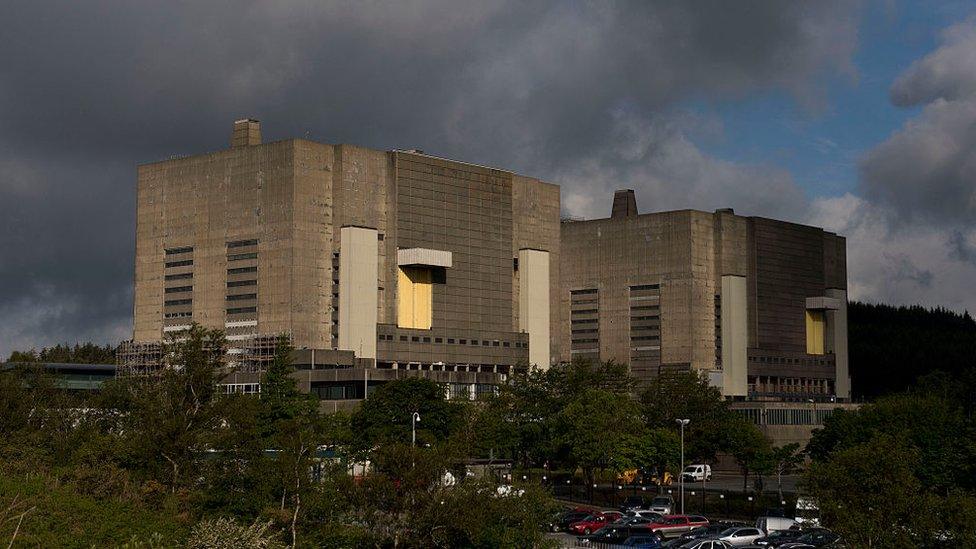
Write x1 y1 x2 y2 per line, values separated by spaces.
1 0 976 357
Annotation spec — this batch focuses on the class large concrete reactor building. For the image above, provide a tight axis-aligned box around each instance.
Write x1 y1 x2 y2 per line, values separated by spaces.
558 190 849 399
125 120 849 404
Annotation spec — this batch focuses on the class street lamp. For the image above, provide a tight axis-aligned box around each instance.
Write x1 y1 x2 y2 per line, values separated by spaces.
411 412 421 468
676 418 690 514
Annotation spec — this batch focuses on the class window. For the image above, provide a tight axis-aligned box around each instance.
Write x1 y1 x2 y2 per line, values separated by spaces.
226 239 258 248
227 307 257 314
165 286 192 293
228 266 258 275
165 260 193 268
227 293 257 301
227 280 257 288
448 338 455 344
411 336 419 342
228 252 258 262
434 337 442 343
629 284 660 291
165 272 193 281
459 339 467 344
503 342 510 347
164 246 193 255
165 299 192 306
422 337 431 343
573 308 598 314
571 288 598 295
399 336 408 342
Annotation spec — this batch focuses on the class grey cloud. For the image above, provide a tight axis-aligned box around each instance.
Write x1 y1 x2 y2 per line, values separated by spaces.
948 230 976 265
862 19 976 227
890 19 976 106
0 1 862 356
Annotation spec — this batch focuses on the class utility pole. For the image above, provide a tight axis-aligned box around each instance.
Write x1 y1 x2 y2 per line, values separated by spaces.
676 418 690 514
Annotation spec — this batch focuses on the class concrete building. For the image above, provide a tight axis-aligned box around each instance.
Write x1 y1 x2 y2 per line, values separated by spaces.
558 190 850 399
124 120 849 405
126 119 559 406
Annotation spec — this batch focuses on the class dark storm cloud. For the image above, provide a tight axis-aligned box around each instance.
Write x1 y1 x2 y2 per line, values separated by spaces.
0 0 862 355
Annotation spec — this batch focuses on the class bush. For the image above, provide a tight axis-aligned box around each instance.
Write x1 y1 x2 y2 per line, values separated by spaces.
186 517 285 549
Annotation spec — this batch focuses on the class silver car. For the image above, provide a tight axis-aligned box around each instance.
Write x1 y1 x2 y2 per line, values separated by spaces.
716 526 764 546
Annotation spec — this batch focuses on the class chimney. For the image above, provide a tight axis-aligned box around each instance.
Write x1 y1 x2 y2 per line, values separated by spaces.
231 118 262 148
611 189 638 218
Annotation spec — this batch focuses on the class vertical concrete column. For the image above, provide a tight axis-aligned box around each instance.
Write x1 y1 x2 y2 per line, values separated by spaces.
721 275 748 397
338 226 378 359
518 249 551 369
825 288 850 399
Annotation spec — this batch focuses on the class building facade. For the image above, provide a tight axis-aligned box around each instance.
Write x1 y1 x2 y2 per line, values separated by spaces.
128 120 559 402
558 190 849 399
125 120 849 403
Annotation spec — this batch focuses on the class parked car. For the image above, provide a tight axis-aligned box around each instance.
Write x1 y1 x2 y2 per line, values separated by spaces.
569 511 624 535
644 515 709 540
715 526 764 546
549 508 590 532
679 541 731 549
776 529 843 548
672 522 749 545
648 495 675 514
756 516 798 534
622 534 665 548
753 529 806 547
681 464 712 482
627 510 665 522
621 495 649 512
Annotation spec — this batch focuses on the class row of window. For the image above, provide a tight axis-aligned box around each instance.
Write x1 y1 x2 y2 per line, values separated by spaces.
227 239 258 249
165 272 193 281
165 259 193 268
227 306 257 315
164 246 193 255
227 293 256 301
228 279 256 288
164 299 191 306
379 333 526 348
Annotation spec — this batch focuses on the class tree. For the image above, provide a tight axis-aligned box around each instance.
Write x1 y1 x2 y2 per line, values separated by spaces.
727 418 772 492
117 324 225 491
350 377 463 452
770 443 803 501
806 435 940 548
556 388 643 486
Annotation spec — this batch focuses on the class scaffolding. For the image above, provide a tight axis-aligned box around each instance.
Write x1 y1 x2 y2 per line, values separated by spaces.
116 332 290 377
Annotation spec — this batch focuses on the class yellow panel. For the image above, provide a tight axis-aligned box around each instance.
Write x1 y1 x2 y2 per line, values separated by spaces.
806 310 825 355
397 267 432 329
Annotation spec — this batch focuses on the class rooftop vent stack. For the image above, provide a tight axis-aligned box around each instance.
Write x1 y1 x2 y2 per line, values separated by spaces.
611 189 638 218
231 119 262 148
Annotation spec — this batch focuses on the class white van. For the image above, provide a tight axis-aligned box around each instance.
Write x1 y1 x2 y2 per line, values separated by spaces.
680 464 712 482
756 516 798 534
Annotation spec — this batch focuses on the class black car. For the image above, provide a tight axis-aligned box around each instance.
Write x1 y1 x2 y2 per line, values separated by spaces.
754 529 805 547
550 509 591 532
777 529 844 548
620 495 648 512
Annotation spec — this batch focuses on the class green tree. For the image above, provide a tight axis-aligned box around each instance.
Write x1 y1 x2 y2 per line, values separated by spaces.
350 377 462 452
806 435 940 548
727 418 772 492
640 371 741 462
117 324 226 490
770 442 803 501
556 388 643 486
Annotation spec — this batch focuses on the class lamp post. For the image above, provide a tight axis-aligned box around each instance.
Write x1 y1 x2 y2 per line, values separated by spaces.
676 418 690 514
411 412 421 468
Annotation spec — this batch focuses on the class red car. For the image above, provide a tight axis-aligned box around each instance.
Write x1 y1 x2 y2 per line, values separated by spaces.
568 511 623 535
642 514 709 540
